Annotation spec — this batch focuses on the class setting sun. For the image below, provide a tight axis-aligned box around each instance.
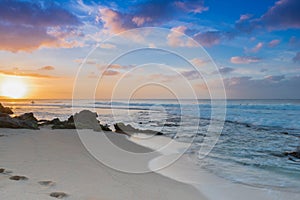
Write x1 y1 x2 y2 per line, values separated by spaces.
1 77 28 98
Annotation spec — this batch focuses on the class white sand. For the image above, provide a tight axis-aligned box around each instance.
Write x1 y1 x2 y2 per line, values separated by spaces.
0 128 205 200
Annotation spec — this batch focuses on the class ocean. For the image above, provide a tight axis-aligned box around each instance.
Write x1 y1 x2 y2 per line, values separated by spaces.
2 99 300 192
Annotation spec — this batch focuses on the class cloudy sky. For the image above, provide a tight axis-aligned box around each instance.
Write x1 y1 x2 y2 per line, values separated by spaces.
0 0 299 99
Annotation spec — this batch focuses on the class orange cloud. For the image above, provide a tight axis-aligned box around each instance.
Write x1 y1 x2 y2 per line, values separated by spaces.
39 66 55 71
0 70 57 78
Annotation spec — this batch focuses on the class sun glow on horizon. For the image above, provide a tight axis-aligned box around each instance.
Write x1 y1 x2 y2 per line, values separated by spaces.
1 77 28 99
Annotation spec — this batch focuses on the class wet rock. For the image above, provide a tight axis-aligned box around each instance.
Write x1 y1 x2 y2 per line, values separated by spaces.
284 147 300 159
114 123 163 136
0 103 13 114
100 124 112 131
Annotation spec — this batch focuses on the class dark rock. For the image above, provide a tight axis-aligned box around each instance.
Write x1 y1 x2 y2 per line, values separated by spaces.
281 132 289 135
50 192 68 199
73 110 99 130
0 168 4 173
100 124 112 131
14 113 39 129
67 115 74 123
0 114 23 129
52 123 75 129
15 113 37 122
0 103 13 114
114 123 163 136
284 151 300 159
9 175 28 181
0 112 39 129
51 110 111 131
284 146 300 159
39 118 61 126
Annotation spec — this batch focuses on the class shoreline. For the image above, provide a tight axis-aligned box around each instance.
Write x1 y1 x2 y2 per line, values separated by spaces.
129 134 300 200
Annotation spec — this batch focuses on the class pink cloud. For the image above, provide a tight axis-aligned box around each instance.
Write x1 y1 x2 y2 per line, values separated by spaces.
250 42 263 53
174 1 208 13
193 31 222 47
102 70 120 76
132 16 152 26
0 1 82 52
236 0 300 32
268 39 280 47
99 8 127 34
230 56 261 64
167 26 197 47
190 58 207 66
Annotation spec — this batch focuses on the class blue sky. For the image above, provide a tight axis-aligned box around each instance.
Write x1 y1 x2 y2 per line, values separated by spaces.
0 0 299 99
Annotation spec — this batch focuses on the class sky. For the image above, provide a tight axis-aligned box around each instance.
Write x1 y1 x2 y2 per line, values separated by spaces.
0 0 299 99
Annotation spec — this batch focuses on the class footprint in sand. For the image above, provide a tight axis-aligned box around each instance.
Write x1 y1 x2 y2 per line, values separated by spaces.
38 180 56 187
50 192 68 199
9 175 29 181
0 168 13 175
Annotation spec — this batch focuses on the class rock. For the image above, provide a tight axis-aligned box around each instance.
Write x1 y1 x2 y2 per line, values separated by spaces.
52 122 75 129
0 168 5 173
114 123 163 136
73 110 100 130
67 115 74 123
39 118 61 126
15 113 37 122
284 151 300 159
52 110 111 131
0 103 13 114
284 146 300 159
0 112 39 129
14 113 39 129
50 192 68 199
9 175 28 181
100 124 112 131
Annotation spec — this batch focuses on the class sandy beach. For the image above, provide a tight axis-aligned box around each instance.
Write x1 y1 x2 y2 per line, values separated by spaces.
0 128 205 200
1 127 299 200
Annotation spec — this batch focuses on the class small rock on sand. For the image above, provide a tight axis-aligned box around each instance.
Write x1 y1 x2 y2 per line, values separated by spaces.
0 168 5 173
9 175 28 181
50 192 68 199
